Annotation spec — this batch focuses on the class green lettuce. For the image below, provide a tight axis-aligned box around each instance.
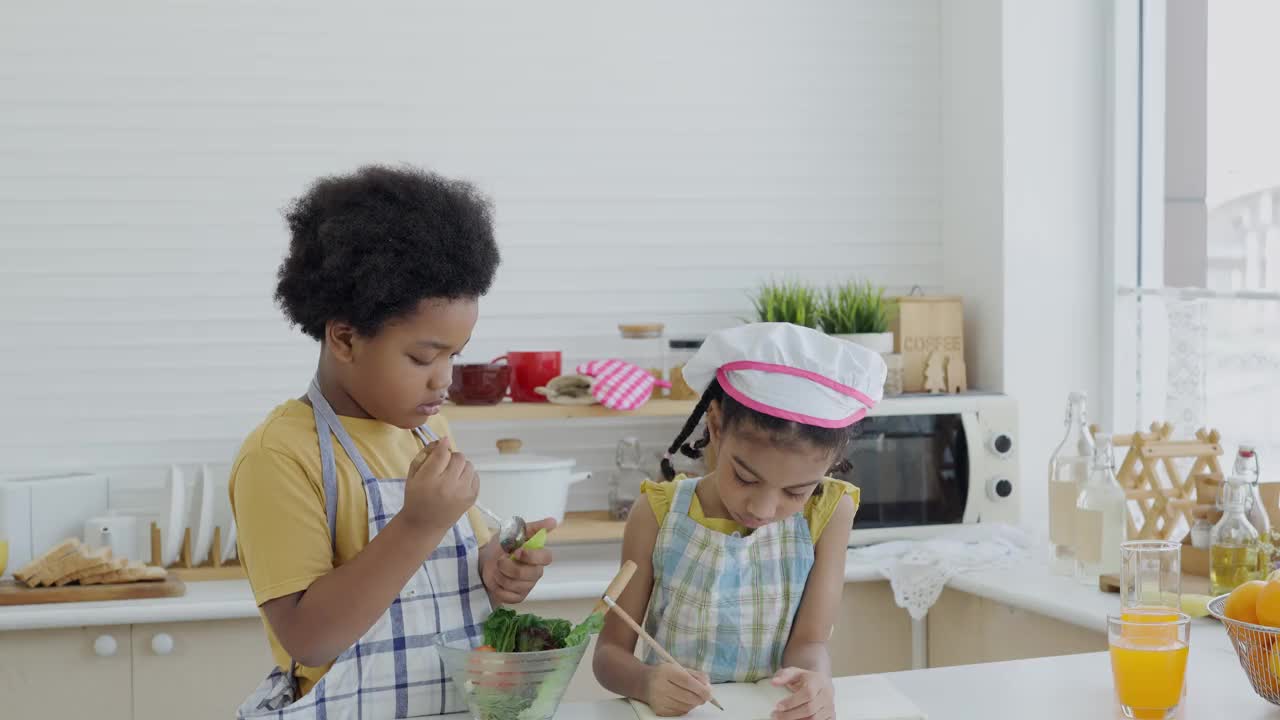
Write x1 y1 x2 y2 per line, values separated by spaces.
480 609 604 653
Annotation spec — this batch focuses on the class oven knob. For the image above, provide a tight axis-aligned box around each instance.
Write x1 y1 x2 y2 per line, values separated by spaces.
989 433 1014 457
987 477 1014 500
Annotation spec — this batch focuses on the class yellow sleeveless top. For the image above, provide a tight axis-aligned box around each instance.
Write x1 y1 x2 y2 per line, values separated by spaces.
640 475 858 542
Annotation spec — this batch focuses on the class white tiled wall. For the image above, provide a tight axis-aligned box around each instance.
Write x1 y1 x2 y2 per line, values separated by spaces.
0 1 943 509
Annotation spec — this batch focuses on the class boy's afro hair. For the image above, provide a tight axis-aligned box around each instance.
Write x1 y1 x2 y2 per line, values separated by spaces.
275 164 500 341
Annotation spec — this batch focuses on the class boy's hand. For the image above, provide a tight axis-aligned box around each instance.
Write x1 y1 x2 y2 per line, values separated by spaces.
480 517 556 605
643 663 712 717
402 440 477 535
770 667 834 720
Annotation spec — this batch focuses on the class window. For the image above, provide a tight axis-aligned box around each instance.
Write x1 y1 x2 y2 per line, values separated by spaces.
1114 0 1280 464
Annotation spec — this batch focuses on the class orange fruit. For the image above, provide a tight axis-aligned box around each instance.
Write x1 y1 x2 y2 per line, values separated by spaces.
1259 580 1280 628
1226 580 1267 624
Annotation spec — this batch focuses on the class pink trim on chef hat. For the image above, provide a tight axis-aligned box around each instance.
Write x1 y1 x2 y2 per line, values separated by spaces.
683 323 886 428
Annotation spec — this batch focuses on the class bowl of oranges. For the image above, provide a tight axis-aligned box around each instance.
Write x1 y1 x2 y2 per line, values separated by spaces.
1209 572 1280 705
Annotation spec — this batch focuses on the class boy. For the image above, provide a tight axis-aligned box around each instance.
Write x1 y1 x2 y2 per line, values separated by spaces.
232 165 554 718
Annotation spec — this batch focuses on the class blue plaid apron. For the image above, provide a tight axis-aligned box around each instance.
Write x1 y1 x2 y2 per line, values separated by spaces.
236 380 491 718
642 477 814 683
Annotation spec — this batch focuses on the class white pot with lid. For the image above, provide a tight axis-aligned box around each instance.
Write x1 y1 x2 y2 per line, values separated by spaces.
472 439 591 525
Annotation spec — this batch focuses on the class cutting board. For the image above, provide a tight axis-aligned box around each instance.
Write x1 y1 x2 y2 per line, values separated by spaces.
0 577 186 606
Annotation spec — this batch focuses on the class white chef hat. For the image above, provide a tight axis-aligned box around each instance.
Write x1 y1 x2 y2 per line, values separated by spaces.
682 323 886 428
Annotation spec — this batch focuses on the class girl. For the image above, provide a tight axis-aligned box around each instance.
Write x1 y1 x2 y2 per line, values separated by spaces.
593 323 885 720
230 166 555 718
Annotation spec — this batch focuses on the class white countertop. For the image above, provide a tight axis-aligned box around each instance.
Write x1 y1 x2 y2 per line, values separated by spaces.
436 625 1270 719
0 547 1110 632
431 624 1267 719
6 548 1273 717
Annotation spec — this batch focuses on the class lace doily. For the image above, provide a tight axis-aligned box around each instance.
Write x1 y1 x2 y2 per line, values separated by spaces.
1164 297 1208 436
847 524 1031 620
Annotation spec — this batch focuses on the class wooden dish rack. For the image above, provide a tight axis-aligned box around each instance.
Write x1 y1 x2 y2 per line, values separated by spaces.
149 523 245 581
1093 422 1225 541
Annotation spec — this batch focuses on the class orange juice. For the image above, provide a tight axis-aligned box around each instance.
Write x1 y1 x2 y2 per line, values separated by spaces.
1121 609 1181 623
1109 640 1188 717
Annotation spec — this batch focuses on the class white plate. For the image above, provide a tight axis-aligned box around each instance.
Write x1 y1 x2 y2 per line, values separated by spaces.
204 462 236 561
189 465 215 565
222 518 238 563
160 466 187 566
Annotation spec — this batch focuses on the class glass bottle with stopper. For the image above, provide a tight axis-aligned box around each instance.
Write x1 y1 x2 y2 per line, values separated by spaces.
1232 445 1271 537
1074 431 1127 585
1210 474 1264 595
1049 392 1094 576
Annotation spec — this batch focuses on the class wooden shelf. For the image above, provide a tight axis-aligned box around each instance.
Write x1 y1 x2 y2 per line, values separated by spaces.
548 511 626 544
443 398 697 423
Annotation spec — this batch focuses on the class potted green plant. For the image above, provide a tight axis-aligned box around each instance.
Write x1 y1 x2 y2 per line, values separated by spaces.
750 280 822 329
819 280 894 353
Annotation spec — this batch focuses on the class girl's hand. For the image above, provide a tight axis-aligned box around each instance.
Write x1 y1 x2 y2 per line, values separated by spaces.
770 667 835 720
643 663 712 717
402 440 477 535
479 517 556 605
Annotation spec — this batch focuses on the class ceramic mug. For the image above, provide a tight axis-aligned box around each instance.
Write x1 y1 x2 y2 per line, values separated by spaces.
449 363 512 405
494 352 562 403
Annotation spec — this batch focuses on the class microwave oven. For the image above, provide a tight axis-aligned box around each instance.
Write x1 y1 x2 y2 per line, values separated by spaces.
835 393 1018 545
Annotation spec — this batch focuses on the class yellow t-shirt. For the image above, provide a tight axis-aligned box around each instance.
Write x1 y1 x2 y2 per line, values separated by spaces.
640 476 858 542
229 398 454 696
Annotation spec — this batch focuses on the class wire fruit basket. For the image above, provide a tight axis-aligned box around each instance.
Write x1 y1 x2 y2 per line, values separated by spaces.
1208 593 1280 705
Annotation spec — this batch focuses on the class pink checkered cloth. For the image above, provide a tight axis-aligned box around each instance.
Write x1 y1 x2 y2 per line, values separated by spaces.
576 359 672 411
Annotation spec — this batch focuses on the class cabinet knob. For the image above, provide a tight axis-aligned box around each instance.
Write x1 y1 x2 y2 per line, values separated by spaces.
93 634 118 657
151 632 175 656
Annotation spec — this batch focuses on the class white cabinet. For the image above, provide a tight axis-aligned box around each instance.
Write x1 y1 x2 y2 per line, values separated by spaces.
832 581 914 675
927 588 1107 667
0 625 133 720
132 619 275 720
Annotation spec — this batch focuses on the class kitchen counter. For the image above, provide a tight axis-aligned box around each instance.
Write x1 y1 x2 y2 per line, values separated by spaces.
5 549 1271 718
0 547 1113 632
500 623 1269 719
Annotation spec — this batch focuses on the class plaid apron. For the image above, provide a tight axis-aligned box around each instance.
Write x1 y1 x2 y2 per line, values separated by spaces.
643 477 814 683
236 380 490 719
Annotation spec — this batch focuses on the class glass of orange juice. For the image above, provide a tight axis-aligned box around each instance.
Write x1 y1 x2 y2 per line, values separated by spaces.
1120 540 1181 612
1108 611 1190 719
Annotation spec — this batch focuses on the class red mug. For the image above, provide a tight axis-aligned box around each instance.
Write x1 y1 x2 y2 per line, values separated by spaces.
449 363 512 405
494 351 562 403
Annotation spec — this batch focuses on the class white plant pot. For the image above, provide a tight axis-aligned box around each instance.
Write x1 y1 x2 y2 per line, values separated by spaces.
832 332 894 354
471 446 591 525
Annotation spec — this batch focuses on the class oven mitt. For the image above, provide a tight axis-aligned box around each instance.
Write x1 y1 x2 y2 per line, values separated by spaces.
534 374 598 405
575 359 672 411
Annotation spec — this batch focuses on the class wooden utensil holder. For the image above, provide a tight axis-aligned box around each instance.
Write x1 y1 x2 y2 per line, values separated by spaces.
150 522 245 581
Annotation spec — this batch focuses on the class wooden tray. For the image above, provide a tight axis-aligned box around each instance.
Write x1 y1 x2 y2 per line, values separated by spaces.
0 577 186 606
1098 573 1209 596
550 511 626 544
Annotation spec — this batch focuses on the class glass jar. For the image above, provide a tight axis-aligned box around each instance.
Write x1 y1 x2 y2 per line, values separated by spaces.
882 353 905 397
667 338 704 400
618 323 666 388
1189 508 1213 550
609 437 649 520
